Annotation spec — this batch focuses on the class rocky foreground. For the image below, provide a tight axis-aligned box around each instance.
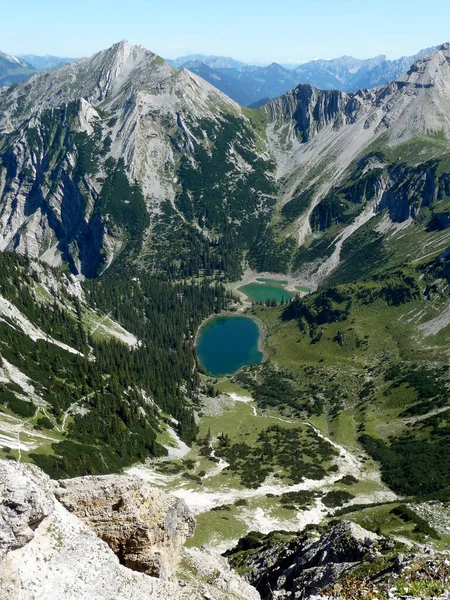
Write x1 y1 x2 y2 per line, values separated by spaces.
0 459 258 600
226 522 450 600
0 458 449 600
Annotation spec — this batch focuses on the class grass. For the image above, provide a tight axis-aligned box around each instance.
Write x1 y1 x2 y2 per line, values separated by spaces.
186 509 248 548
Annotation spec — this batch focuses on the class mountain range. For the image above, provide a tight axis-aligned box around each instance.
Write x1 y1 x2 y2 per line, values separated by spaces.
1 40 450 285
0 44 438 107
0 51 36 86
170 46 437 105
18 54 79 70
1 38 450 600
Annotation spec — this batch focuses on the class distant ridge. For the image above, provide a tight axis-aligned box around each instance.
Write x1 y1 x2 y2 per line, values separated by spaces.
171 45 438 106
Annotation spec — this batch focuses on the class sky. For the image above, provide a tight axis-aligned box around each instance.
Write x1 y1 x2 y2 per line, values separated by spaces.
2 0 450 64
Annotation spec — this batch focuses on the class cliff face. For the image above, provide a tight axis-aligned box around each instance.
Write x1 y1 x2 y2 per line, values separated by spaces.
0 460 258 600
55 473 196 579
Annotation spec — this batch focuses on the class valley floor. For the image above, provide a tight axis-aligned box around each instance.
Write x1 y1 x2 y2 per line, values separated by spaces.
127 385 397 552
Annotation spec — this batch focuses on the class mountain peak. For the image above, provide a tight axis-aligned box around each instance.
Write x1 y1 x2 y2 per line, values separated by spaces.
0 41 175 121
401 42 450 85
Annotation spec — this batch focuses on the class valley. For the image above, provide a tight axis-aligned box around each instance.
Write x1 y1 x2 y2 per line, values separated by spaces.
127 383 396 552
1 36 450 600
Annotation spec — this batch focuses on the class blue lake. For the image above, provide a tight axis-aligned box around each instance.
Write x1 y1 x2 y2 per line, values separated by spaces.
196 315 264 376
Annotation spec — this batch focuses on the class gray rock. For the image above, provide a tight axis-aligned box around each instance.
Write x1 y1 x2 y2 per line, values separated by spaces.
55 472 196 579
0 460 54 557
226 521 385 599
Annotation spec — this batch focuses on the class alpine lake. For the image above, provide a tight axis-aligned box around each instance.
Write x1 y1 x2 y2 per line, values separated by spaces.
196 315 264 376
238 278 310 304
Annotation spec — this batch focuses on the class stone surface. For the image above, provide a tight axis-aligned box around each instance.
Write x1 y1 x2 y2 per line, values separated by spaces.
226 521 392 599
55 473 196 579
0 460 54 557
0 459 258 600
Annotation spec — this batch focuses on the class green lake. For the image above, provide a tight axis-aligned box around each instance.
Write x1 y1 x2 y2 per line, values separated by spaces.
238 280 295 303
196 315 263 376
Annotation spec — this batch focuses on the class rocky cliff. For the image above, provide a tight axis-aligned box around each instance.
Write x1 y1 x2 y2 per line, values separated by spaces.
56 473 196 579
226 521 450 600
0 459 258 600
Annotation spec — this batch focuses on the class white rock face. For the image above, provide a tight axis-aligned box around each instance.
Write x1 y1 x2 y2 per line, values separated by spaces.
0 460 258 600
55 473 196 579
0 461 54 558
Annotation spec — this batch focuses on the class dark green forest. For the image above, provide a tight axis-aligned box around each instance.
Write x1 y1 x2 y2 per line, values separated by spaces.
0 252 233 477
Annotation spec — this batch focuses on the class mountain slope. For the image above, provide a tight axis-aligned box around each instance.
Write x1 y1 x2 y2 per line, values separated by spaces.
0 51 37 86
0 41 275 278
0 249 233 477
261 43 450 283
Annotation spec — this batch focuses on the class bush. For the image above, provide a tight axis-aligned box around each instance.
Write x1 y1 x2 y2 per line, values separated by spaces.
322 490 355 508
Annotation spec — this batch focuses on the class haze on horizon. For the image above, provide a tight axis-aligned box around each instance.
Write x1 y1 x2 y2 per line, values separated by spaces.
3 0 449 65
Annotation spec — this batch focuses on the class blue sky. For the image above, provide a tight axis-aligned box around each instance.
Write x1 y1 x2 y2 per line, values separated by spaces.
2 0 449 64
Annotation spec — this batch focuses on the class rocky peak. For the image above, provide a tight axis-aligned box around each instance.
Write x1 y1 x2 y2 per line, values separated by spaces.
400 42 450 87
0 41 174 127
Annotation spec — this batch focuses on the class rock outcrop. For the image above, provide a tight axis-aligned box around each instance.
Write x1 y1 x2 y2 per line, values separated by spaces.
0 461 54 557
226 521 386 599
226 521 450 600
0 460 258 600
55 473 196 579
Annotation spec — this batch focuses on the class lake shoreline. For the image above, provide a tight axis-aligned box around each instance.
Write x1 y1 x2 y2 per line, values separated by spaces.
230 270 313 305
195 312 267 373
229 268 316 294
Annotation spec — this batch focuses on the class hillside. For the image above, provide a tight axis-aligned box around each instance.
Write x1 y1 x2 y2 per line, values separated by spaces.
0 51 37 86
0 250 234 478
1 39 450 598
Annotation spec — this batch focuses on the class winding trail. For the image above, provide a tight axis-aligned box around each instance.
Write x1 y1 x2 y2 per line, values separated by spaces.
130 394 388 514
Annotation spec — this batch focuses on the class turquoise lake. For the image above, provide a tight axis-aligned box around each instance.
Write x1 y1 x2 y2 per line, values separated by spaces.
238 281 295 303
196 315 263 376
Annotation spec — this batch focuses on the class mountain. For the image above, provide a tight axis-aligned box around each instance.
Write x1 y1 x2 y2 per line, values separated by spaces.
2 40 450 284
262 42 450 283
0 51 37 86
176 46 438 107
179 60 308 106
168 53 248 70
293 46 437 91
18 54 79 70
0 40 275 279
1 40 450 598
